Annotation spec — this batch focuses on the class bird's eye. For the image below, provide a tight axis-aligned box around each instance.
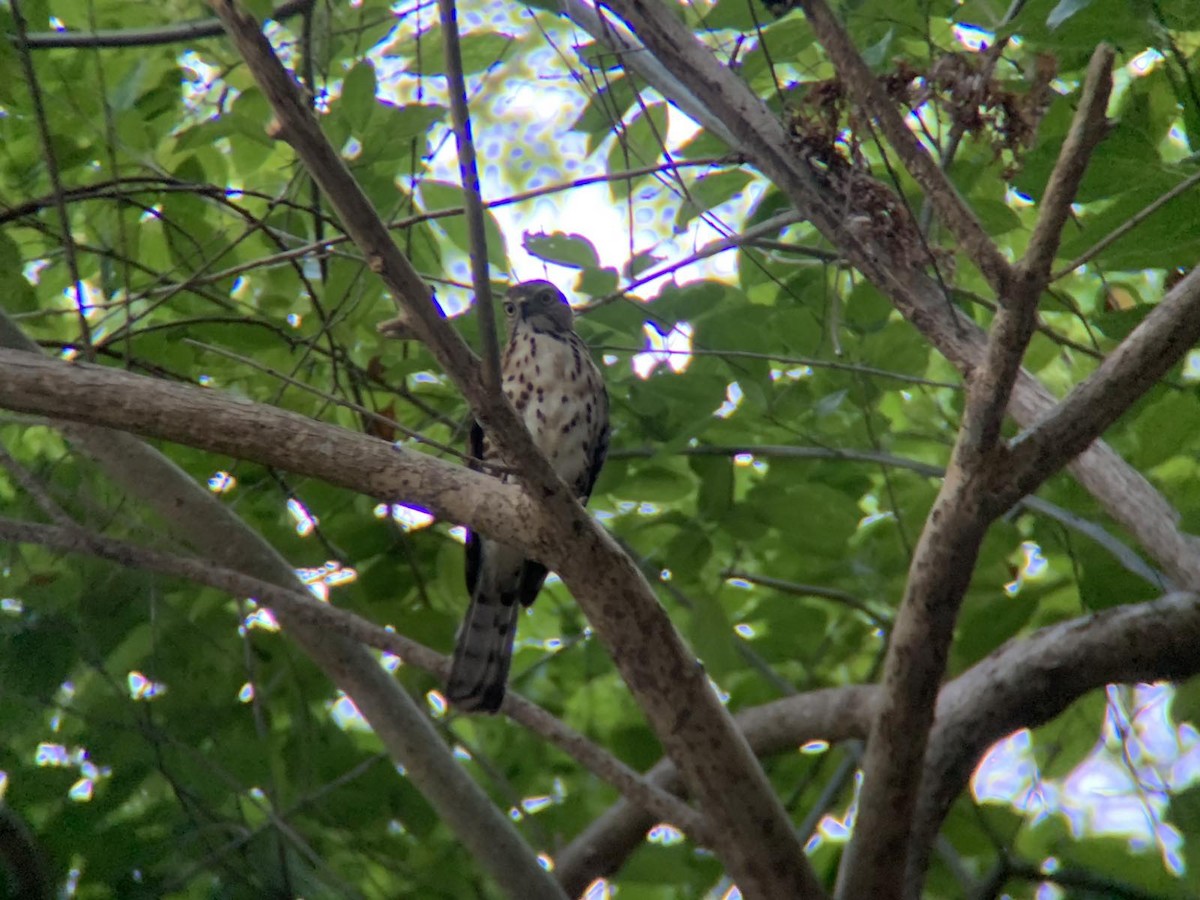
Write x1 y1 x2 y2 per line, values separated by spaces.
503 301 516 316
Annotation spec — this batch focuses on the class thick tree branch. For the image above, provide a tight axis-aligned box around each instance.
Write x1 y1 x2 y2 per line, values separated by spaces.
206 3 824 895
561 18 1191 891
1004 266 1200 513
584 0 1200 600
0 353 813 896
559 0 738 148
0 351 543 556
959 46 1112 464
835 50 1118 897
557 591 1200 894
0 341 564 899
835 463 990 899
558 686 874 897
906 591 1200 897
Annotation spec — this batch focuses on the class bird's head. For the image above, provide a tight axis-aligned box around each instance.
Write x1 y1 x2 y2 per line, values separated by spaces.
504 280 574 335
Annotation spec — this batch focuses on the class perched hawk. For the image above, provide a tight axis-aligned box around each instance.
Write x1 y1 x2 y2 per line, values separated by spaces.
446 281 609 713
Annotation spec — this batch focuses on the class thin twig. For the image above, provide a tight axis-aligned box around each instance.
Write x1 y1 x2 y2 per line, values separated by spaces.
0 446 75 527
581 211 803 310
13 0 313 49
721 570 884 625
10 0 92 359
1052 167 1200 281
437 0 501 391
183 338 474 462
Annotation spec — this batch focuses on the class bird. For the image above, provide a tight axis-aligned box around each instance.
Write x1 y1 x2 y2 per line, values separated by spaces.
445 280 610 713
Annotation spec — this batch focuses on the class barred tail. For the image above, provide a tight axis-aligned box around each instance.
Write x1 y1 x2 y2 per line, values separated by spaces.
445 589 520 714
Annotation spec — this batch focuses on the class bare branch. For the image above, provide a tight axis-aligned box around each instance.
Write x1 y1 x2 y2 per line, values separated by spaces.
557 686 874 897
0 335 564 900
437 0 502 391
1005 266 1200 514
0 349 813 896
906 590 1200 896
835 52 1116 887
205 4 826 895
959 48 1114 464
0 350 538 553
835 466 990 900
590 0 1200 633
560 0 738 148
558 590 1200 894
1018 45 1114 285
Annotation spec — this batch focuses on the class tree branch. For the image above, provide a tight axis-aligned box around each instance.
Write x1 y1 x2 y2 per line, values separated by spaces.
0 350 546 555
206 3 825 895
557 590 1200 894
835 49 1117 897
0 342 564 898
906 590 1200 896
9 0 312 49
1017 45 1114 286
958 46 1114 466
557 686 874 897
559 0 738 148
1004 266 1200 515
0 353 811 893
835 459 990 899
585 0 1200 601
0 513 708 849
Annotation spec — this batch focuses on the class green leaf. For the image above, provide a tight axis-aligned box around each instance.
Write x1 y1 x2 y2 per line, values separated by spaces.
1171 676 1200 727
571 77 639 153
400 29 514 76
341 61 379 132
419 180 509 269
676 170 754 228
607 103 669 194
1133 391 1200 469
522 231 600 269
616 463 695 502
1169 783 1200 837
691 455 734 520
686 588 742 680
